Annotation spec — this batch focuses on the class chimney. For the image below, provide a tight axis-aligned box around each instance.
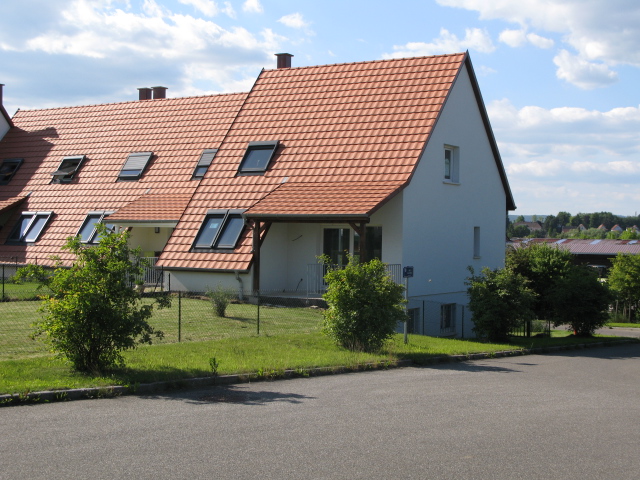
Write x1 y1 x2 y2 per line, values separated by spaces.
0 84 4 106
275 53 293 69
138 87 152 101
152 86 167 99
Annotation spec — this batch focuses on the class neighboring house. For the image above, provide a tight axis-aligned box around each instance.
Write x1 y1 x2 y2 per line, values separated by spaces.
513 221 543 232
511 238 640 271
0 52 515 336
0 85 12 142
611 224 623 233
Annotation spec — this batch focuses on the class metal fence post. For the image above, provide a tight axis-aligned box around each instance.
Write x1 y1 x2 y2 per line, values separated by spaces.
257 291 260 336
178 290 182 342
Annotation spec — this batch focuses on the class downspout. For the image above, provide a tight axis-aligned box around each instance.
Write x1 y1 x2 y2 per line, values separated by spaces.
234 270 244 301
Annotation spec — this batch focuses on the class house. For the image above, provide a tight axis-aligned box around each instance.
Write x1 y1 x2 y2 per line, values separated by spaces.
0 52 515 337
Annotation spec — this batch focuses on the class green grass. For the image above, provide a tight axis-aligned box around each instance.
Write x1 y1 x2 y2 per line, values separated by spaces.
607 323 640 328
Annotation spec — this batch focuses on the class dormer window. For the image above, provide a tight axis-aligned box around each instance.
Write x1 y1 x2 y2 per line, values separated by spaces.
77 211 114 244
7 211 53 243
0 158 23 185
238 141 278 174
192 149 217 179
51 155 85 183
118 152 153 180
193 210 245 250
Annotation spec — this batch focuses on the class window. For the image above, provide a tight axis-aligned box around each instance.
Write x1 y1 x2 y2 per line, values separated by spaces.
354 226 383 261
0 158 23 184
192 149 217 179
473 226 481 258
444 145 459 183
193 210 245 249
7 212 53 243
118 152 153 179
440 304 456 334
51 155 85 183
238 141 278 173
77 212 114 244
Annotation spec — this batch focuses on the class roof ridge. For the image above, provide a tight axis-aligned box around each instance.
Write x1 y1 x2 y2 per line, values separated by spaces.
263 52 466 73
14 91 249 115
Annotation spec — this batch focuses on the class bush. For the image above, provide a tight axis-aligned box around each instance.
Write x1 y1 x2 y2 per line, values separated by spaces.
32 224 168 374
206 284 235 317
321 256 406 352
466 266 536 342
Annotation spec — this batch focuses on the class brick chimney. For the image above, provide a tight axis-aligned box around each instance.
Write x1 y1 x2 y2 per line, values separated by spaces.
138 87 152 101
275 53 293 69
152 86 167 99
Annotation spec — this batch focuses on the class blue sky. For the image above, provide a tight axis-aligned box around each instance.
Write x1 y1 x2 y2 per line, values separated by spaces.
1 0 640 216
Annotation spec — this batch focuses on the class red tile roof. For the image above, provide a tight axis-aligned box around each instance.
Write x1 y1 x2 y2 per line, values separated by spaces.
0 93 247 264
107 193 192 223
512 238 640 256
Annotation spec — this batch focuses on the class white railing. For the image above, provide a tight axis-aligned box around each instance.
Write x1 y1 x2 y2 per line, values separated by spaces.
137 257 163 286
307 263 402 296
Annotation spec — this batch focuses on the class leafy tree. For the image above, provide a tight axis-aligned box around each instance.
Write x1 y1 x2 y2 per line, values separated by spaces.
608 253 640 322
466 266 536 342
511 225 531 237
506 243 573 321
515 215 525 223
32 224 168 373
555 211 571 227
620 229 638 240
549 266 611 336
321 256 406 352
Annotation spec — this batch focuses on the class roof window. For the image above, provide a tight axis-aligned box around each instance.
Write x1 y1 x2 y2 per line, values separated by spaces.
118 152 153 180
51 155 85 183
7 211 53 243
192 149 218 179
238 141 278 174
77 211 115 244
193 210 245 250
0 158 23 185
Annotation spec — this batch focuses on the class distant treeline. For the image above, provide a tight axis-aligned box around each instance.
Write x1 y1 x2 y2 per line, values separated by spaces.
509 211 640 239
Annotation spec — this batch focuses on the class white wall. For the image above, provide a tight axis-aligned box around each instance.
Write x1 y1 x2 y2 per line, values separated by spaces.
0 116 9 140
402 63 507 308
127 226 173 257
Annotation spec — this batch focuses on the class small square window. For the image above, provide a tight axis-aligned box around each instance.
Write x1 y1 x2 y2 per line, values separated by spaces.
77 212 114 244
238 141 278 173
444 145 459 183
119 152 153 180
193 210 245 250
52 155 85 183
7 212 53 243
192 149 217 179
0 158 23 185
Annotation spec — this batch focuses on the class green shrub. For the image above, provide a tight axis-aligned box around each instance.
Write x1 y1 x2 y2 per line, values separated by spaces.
321 256 406 352
206 284 235 317
466 266 536 342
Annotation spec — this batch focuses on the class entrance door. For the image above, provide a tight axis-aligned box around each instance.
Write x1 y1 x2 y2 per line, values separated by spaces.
323 228 350 267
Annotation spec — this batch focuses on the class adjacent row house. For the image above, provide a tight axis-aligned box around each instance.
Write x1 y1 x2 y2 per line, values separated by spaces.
0 52 515 336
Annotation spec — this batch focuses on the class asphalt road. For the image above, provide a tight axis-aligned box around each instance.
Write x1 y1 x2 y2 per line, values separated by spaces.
2 343 639 480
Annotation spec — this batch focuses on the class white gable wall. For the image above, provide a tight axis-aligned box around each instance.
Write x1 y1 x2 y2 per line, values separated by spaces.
402 63 507 308
0 115 9 140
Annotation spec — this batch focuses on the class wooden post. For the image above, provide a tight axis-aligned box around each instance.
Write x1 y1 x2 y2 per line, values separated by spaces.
252 220 261 293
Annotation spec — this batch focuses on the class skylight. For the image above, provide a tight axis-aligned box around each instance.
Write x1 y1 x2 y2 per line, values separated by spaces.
193 210 245 250
77 211 114 244
7 211 53 243
118 152 153 180
238 141 278 174
51 155 85 183
192 149 218 179
0 158 23 185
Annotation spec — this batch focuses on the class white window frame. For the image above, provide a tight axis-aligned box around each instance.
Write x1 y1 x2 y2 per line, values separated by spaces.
443 145 459 184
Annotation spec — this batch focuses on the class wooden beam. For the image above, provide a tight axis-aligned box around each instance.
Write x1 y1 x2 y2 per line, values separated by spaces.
252 220 261 293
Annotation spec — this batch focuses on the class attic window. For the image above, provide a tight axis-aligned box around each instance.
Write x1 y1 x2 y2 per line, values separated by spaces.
192 149 218 179
119 152 153 180
0 158 23 185
238 141 278 174
193 210 245 250
7 211 53 243
77 211 115 244
51 155 85 183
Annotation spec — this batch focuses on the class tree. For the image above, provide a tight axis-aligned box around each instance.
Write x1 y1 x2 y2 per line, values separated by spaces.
322 256 406 352
608 253 640 322
32 224 168 373
506 243 573 321
466 266 536 342
549 266 611 336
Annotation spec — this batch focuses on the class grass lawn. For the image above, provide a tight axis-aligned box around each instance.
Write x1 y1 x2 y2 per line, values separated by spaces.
1 328 633 396
606 323 640 328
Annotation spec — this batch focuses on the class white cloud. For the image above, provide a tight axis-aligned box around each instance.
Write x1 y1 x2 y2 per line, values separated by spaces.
242 0 263 14
383 28 494 58
499 29 526 47
278 13 307 29
178 0 218 17
553 50 618 90
526 33 553 49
